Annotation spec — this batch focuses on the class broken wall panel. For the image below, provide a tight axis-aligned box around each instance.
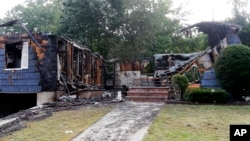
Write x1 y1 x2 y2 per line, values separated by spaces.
95 55 103 87
0 31 105 94
66 41 73 80
117 60 144 72
57 37 105 89
84 51 93 84
0 38 42 93
91 54 104 87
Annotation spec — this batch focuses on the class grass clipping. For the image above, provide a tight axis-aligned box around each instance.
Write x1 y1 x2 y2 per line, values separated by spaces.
143 105 250 141
1 106 113 141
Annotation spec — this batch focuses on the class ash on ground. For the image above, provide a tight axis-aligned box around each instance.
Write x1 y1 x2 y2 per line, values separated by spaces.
0 91 123 137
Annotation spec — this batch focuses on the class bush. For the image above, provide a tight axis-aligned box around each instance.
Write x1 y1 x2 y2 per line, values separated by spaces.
184 67 200 82
214 45 250 100
185 88 228 103
172 74 189 100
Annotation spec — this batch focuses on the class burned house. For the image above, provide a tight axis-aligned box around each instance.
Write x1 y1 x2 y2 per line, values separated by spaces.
155 21 241 88
0 20 106 106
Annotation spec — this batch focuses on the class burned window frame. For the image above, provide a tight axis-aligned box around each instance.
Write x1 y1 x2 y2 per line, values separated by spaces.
4 41 29 70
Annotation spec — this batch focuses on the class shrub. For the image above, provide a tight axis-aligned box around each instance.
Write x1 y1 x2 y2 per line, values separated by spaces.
185 88 228 103
214 45 250 100
172 74 189 100
184 67 200 82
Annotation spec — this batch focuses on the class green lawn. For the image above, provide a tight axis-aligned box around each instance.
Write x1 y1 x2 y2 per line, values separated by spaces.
0 106 113 141
143 104 250 141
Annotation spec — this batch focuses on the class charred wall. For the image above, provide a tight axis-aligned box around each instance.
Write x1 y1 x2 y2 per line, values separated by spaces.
57 38 105 91
36 35 58 91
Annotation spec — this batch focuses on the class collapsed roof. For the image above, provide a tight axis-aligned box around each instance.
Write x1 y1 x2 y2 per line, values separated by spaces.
181 21 241 48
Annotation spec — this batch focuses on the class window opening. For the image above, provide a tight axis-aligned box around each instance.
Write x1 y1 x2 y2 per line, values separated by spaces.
5 41 29 69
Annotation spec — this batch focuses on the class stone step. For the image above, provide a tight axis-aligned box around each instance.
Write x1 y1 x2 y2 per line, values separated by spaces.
126 87 169 102
129 87 169 93
127 92 168 97
126 96 168 102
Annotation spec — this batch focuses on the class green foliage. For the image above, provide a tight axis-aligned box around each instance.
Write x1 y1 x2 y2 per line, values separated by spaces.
60 0 192 59
184 67 200 82
185 88 228 103
168 34 208 53
171 74 189 99
227 0 250 46
0 0 62 34
214 45 250 100
0 0 209 59
238 23 250 47
143 61 154 73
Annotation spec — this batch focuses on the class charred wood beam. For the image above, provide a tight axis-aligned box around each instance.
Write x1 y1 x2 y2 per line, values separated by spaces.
0 20 42 49
0 20 19 27
16 20 42 49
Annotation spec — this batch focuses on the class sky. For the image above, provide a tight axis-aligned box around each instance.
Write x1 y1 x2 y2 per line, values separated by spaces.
173 0 235 24
0 0 26 18
0 0 241 25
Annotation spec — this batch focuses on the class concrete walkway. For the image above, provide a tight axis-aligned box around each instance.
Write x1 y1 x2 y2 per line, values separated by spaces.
71 101 164 141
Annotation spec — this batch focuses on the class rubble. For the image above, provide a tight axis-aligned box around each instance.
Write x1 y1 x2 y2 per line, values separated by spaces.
0 92 120 137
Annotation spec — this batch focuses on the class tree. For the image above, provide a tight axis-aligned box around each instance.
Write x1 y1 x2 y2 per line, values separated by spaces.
214 45 250 100
60 0 118 57
171 74 189 100
0 0 62 34
60 0 185 59
227 0 250 46
169 34 208 53
0 0 208 59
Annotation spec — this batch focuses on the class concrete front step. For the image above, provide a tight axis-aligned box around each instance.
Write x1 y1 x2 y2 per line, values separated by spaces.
128 87 169 93
126 96 168 102
127 92 168 97
126 87 169 102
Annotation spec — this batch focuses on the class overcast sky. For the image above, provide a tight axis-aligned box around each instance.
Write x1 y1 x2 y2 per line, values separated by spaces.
0 0 241 24
0 0 26 18
173 0 236 24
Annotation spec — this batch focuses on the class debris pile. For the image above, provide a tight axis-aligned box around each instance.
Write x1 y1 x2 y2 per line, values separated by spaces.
0 91 124 137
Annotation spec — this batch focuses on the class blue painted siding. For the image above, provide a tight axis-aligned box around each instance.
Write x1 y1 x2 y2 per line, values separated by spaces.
0 86 41 93
0 49 5 54
201 80 220 88
0 60 37 68
0 79 40 85
0 66 38 73
203 70 218 80
201 68 221 88
0 73 40 79
227 34 241 46
0 45 42 93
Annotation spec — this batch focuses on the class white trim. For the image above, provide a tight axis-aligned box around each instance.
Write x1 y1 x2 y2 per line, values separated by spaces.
21 41 29 69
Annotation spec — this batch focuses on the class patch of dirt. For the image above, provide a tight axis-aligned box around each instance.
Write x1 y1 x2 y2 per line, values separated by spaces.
71 101 164 141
